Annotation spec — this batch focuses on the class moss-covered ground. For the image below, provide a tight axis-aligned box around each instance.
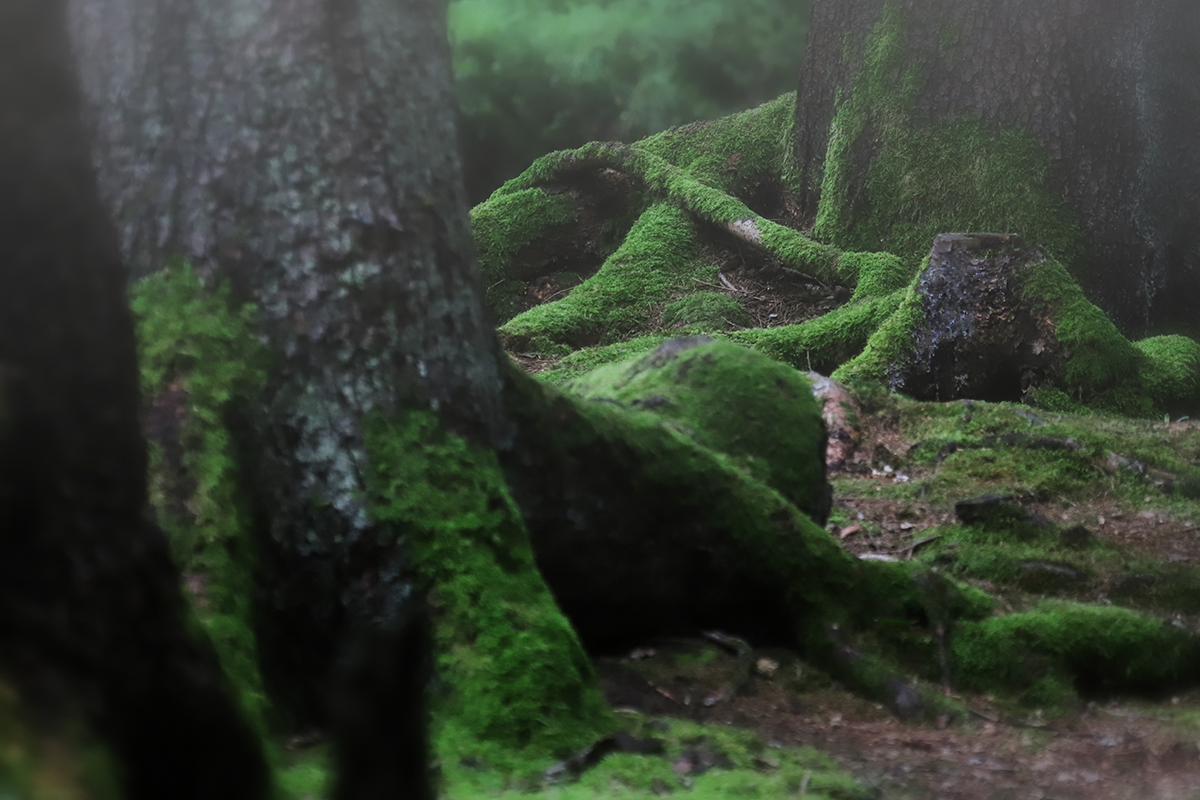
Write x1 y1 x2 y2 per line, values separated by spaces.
120 3 1200 792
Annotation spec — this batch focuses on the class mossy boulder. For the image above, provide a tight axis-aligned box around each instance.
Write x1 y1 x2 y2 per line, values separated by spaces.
1134 335 1200 416
562 337 832 524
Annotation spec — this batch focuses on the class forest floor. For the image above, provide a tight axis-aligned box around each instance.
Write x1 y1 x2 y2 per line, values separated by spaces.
596 638 1200 799
591 394 1200 799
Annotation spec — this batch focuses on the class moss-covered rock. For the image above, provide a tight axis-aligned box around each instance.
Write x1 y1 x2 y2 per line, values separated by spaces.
1135 335 1200 416
953 602 1200 705
562 337 832 523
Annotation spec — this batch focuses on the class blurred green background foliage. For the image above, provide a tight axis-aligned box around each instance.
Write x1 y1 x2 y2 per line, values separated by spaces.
450 0 813 204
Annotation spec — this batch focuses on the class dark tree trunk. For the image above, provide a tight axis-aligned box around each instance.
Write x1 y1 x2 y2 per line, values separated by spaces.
793 0 1200 336
0 1 268 797
69 0 505 730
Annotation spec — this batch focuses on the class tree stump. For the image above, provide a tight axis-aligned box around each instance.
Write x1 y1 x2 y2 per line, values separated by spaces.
891 233 1067 402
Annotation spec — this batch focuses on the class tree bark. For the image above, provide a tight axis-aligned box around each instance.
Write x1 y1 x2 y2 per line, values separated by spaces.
0 1 268 797
793 0 1200 336
69 0 507 725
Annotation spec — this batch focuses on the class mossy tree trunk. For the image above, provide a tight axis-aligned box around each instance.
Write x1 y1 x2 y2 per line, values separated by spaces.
69 0 504 720
794 0 1200 336
0 2 268 797
69 0 616 771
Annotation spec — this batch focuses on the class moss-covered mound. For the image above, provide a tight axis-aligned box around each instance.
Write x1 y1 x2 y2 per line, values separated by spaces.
470 83 1200 418
561 337 832 523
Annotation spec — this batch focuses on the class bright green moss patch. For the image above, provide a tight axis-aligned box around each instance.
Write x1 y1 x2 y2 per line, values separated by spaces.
953 602 1200 704
838 251 912 300
661 292 750 332
499 202 703 353
441 714 869 799
831 285 924 385
1135 335 1200 414
363 409 614 764
561 338 830 520
1018 256 1141 401
636 92 797 191
474 188 580 324
732 290 904 375
131 263 274 736
276 743 333 800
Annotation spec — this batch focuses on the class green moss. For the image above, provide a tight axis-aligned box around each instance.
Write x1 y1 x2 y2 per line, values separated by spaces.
499 203 702 352
837 251 912 300
511 368 985 717
538 336 671 384
830 285 924 384
0 677 123 800
561 339 829 520
276 744 332 800
813 1 1081 272
131 263 275 738
732 290 904 374
473 188 580 323
661 292 750 332
1135 335 1200 414
636 92 797 192
1019 257 1141 400
441 714 869 799
953 601 1200 704
363 409 614 765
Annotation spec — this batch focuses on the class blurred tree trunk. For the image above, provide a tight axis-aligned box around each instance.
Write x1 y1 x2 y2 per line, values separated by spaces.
69 0 507 733
0 1 268 798
793 0 1200 336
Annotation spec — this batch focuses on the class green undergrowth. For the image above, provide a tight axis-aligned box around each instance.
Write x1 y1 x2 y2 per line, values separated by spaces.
363 408 615 768
444 713 870 799
280 712 868 800
131 263 276 740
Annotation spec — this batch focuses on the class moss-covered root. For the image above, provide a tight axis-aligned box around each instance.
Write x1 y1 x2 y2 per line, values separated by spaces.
497 353 993 715
953 602 1200 705
362 409 615 768
498 202 701 354
731 289 904 374
473 187 580 324
1134 335 1200 415
798 619 967 724
559 338 832 522
498 138 841 282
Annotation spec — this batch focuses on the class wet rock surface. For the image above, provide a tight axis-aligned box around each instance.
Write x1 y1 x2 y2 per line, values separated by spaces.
894 233 1067 402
